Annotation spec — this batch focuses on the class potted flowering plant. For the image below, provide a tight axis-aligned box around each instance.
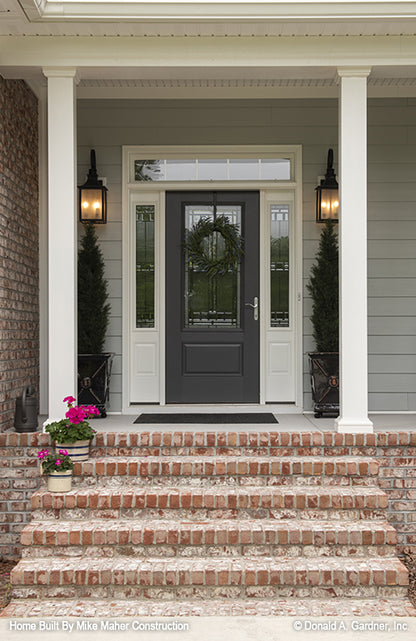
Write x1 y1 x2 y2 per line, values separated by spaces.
38 448 74 492
44 396 99 461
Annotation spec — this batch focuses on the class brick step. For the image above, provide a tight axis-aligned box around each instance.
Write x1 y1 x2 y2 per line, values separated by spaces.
10 557 409 600
72 456 379 484
3 597 416 618
90 430 387 452
20 519 398 559
30 485 388 521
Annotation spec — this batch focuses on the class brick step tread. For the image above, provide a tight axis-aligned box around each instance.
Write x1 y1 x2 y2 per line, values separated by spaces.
90 430 415 449
11 556 409 588
3 598 416 618
31 484 388 511
21 519 398 548
74 456 379 478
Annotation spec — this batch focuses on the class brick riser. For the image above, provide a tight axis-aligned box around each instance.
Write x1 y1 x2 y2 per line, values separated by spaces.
30 485 389 519
21 520 398 559
71 456 379 485
11 556 409 601
31 485 388 510
4 598 416 618
4 435 416 618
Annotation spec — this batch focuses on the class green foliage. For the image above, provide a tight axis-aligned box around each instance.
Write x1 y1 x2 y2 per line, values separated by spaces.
307 220 339 352
78 223 110 354
44 420 96 442
38 450 74 475
184 216 244 279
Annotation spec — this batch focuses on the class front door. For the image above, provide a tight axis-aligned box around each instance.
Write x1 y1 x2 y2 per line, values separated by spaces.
166 191 259 403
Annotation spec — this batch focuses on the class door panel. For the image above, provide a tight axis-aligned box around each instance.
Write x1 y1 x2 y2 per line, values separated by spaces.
166 191 259 403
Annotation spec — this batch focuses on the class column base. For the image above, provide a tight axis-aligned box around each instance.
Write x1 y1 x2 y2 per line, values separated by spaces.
335 417 374 434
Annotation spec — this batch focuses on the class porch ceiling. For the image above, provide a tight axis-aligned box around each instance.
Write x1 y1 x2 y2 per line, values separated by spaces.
3 1 416 98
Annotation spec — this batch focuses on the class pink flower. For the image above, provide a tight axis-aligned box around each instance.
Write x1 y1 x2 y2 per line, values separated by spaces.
58 449 68 456
55 459 62 466
37 449 49 459
84 405 99 417
65 407 85 424
63 396 76 405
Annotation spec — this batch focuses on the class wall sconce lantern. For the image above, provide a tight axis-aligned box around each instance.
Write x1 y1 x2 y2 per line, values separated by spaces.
315 148 339 223
78 149 108 224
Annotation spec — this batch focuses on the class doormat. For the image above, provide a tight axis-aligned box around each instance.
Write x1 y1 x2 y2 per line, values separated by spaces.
134 413 278 424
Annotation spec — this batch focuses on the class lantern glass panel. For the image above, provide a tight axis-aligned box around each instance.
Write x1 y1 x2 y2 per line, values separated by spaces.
80 188 104 221
318 187 339 221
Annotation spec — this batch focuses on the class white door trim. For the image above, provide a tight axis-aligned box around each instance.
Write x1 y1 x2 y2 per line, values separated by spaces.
122 145 303 413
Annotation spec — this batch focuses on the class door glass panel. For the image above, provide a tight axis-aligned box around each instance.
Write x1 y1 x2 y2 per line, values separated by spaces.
184 204 242 328
136 205 155 327
270 204 289 327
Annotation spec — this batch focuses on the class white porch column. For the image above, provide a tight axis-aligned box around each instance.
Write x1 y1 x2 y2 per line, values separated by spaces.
335 67 373 434
43 68 78 419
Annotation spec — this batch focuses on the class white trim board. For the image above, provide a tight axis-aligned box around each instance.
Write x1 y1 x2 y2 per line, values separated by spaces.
122 144 303 413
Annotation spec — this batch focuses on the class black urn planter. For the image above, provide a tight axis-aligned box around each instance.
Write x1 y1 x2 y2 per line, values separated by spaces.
308 352 339 418
77 353 114 418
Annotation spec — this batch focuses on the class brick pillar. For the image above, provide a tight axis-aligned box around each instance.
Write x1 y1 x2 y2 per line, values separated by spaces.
0 77 39 431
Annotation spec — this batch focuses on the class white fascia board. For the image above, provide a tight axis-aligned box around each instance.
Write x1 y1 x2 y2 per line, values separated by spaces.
2 35 416 68
18 2 416 22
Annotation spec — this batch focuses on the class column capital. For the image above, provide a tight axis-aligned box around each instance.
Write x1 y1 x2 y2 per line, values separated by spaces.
337 66 372 79
42 67 80 84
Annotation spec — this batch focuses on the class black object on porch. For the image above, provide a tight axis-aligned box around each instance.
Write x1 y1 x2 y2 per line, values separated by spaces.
78 353 114 418
309 352 339 418
134 413 278 424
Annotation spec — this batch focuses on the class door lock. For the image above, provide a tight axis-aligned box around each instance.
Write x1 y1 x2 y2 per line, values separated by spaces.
245 296 259 321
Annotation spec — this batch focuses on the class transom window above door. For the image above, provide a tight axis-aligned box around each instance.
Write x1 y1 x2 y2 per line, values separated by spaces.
134 158 291 182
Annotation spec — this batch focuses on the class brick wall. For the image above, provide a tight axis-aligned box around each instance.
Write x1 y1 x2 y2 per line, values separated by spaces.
0 77 39 432
0 431 416 558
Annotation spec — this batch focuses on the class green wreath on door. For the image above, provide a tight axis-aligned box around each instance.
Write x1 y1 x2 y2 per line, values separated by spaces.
184 215 244 278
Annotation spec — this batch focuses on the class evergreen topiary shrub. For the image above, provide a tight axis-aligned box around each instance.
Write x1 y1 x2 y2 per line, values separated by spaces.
307 219 339 352
78 223 110 354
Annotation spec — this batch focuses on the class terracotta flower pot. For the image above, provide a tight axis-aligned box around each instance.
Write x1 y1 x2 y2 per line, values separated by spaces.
47 470 72 493
55 440 90 462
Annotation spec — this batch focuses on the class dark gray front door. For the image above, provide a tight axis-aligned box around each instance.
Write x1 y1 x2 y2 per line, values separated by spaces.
166 191 259 403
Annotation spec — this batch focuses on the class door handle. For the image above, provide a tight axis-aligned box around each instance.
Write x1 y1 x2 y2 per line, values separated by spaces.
245 296 259 321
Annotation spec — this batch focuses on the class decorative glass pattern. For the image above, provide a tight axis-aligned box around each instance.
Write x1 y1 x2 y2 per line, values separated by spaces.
136 205 155 327
270 204 290 327
184 204 242 328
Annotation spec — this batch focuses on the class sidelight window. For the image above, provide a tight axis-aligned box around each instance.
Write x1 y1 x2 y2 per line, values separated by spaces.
136 205 155 327
270 204 290 327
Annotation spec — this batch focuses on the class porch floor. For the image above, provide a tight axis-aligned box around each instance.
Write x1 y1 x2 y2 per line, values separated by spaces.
74 411 416 432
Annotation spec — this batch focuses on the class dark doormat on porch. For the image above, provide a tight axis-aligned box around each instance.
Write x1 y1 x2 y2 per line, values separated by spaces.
134 413 278 424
